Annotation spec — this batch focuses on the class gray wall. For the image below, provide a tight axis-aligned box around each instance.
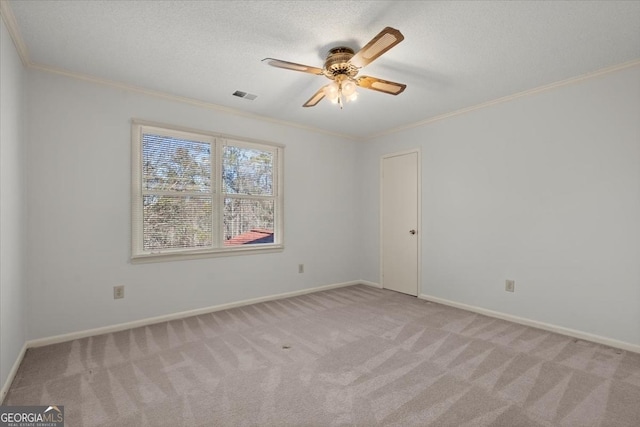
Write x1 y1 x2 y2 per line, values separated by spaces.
25 70 361 340
360 65 640 345
2 17 639 395
0 18 27 395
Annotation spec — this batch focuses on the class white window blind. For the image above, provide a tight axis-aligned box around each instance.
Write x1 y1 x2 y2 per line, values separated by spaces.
131 121 283 261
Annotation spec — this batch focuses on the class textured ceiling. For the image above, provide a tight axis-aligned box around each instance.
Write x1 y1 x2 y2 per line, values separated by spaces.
5 0 640 139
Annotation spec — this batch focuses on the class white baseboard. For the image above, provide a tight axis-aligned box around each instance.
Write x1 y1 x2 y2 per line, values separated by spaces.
28 280 362 349
1 342 27 404
359 280 382 289
419 293 640 354
18 281 635 402
4 280 370 401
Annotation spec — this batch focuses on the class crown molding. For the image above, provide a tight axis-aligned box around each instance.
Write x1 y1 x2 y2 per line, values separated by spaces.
365 58 640 140
22 56 640 143
3 0 638 143
27 62 362 142
0 0 29 66
0 0 360 142
30 57 640 143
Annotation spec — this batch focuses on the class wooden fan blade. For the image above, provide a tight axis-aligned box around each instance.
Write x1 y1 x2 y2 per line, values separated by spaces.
357 76 407 95
349 27 404 69
303 86 327 107
262 58 324 75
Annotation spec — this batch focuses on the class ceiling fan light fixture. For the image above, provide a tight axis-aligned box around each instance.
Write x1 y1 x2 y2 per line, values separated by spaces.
265 27 406 108
323 75 358 109
323 81 340 100
342 79 357 97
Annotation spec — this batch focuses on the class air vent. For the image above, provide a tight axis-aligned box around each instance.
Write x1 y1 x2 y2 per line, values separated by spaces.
233 90 257 100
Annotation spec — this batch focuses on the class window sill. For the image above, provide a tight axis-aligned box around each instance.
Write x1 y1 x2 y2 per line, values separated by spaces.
131 244 284 264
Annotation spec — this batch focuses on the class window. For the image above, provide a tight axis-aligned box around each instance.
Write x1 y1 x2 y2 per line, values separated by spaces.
131 120 283 261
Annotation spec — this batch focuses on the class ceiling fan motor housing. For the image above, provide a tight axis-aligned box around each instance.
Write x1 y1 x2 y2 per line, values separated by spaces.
323 47 359 80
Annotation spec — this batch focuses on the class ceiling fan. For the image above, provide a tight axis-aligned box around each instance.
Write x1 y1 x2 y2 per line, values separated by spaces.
263 27 407 109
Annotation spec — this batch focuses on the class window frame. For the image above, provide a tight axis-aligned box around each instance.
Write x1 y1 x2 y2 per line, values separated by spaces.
131 119 284 263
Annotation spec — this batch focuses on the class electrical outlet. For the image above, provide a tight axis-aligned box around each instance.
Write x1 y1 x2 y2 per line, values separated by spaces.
114 285 125 299
505 280 515 293
298 264 304 274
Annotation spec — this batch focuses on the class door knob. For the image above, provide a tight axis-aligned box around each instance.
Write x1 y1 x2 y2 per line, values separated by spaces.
409 229 416 235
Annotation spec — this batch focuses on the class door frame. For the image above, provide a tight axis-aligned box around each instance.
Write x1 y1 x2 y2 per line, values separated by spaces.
379 148 422 295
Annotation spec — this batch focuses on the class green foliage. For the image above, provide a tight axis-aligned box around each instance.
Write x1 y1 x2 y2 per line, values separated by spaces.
142 135 275 250
143 135 211 192
223 146 273 195
143 196 212 250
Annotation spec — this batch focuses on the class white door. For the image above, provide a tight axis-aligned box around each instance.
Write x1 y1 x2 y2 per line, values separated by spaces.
381 150 419 296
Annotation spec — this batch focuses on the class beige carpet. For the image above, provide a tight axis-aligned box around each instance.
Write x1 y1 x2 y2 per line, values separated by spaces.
4 285 640 426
